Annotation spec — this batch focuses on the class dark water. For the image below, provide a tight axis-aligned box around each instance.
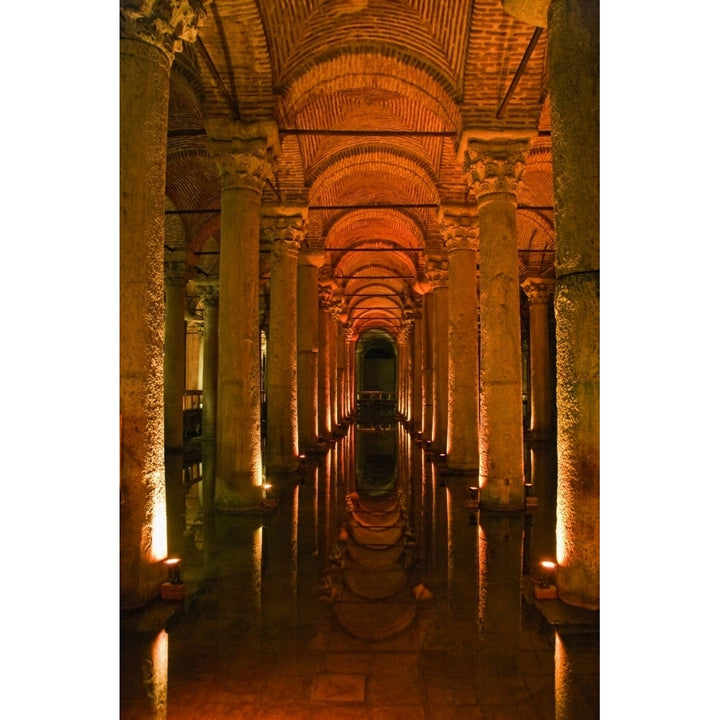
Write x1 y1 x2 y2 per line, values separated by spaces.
120 421 598 719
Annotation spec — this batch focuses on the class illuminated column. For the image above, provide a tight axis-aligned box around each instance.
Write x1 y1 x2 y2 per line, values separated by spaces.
411 305 424 433
463 136 529 510
440 206 480 471
297 249 324 451
427 257 449 453
396 321 410 420
120 0 206 608
521 277 557 567
327 304 339 432
421 291 434 442
335 315 347 424
163 256 190 556
549 0 600 609
345 326 357 416
263 210 305 475
206 118 279 510
196 281 219 515
318 283 332 440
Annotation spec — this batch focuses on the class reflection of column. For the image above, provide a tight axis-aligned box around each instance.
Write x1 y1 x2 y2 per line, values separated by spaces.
521 277 557 568
263 210 304 474
445 483 479 627
441 206 480 471
549 0 600 610
477 512 525 675
207 119 279 509
427 257 449 453
196 282 219 516
555 630 600 720
261 484 299 641
120 1 206 608
297 250 325 451
464 137 528 510
164 257 190 556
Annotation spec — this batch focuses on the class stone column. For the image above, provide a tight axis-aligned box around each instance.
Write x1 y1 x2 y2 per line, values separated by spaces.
427 257 449 454
463 136 529 510
521 278 558 565
120 0 206 608
297 250 325 451
206 119 280 510
345 326 357 417
262 209 305 474
410 305 424 434
440 206 480 472
549 0 600 609
327 304 339 432
335 313 348 424
196 281 219 516
421 291 434 442
163 256 190 556
317 280 333 440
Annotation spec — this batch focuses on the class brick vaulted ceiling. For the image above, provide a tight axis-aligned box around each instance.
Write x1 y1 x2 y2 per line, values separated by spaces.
164 0 555 338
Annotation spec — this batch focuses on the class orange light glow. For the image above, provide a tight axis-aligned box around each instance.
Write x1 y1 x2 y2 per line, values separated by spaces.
150 471 168 562
149 629 168 719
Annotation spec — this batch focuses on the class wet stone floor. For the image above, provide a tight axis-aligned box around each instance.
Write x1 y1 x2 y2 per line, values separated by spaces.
120 425 598 719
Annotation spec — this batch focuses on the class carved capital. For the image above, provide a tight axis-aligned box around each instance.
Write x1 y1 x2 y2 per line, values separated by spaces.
120 1 207 61
463 140 528 200
261 211 307 261
439 205 480 252
195 280 220 307
206 120 280 193
426 257 449 288
521 277 556 305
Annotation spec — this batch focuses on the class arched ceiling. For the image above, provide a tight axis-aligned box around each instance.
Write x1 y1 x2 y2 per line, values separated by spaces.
165 0 555 339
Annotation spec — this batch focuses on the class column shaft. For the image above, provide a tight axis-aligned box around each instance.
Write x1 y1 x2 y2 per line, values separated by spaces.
207 122 279 509
297 251 323 450
120 37 173 609
442 209 480 471
464 139 529 510
264 215 303 474
119 0 206 608
549 0 600 610
164 264 188 555
198 283 219 516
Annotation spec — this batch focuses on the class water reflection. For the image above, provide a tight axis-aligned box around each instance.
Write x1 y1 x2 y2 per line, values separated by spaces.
120 419 598 719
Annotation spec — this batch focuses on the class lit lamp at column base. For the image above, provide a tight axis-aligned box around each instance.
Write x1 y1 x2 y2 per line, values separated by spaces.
161 557 185 600
533 560 558 599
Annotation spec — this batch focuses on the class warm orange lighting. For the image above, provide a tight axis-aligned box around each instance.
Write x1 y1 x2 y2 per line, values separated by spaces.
149 474 168 563
164 557 182 584
149 629 168 719
540 560 557 588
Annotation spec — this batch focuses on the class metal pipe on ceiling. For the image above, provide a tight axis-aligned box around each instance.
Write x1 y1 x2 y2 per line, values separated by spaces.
496 27 544 119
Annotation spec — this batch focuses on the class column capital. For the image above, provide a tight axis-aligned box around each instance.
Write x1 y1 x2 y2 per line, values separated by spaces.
521 277 556 305
205 119 280 193
164 257 191 285
195 280 220 306
261 211 306 261
426 257 449 289
461 137 530 200
439 205 480 252
120 0 208 61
